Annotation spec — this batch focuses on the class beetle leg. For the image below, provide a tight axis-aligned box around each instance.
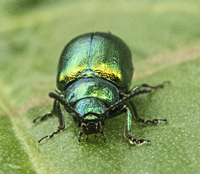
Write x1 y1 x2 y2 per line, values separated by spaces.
33 100 58 123
38 129 61 143
78 132 83 142
49 92 81 117
106 106 127 119
56 101 65 130
130 101 167 125
102 89 152 117
124 105 150 145
38 102 65 143
100 131 106 142
130 81 170 93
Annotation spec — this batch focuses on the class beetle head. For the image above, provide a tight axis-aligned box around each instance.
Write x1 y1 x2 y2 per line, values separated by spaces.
78 113 106 142
81 113 102 134
81 119 101 135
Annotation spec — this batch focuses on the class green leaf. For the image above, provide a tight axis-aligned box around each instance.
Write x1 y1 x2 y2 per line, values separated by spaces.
1 1 200 174
0 115 36 174
24 58 200 174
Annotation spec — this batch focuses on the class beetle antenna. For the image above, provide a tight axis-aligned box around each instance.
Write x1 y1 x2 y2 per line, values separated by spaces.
101 89 152 117
49 92 81 117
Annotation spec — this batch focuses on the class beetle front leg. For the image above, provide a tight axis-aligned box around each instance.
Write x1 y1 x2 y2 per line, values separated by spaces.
33 100 58 123
38 101 65 143
124 105 150 145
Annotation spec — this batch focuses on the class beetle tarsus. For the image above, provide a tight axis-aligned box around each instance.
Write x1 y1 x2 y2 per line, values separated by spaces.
33 112 53 123
127 136 151 146
38 135 49 143
100 131 106 142
33 100 59 123
139 81 170 90
137 118 168 125
38 129 61 143
130 101 168 125
33 116 41 123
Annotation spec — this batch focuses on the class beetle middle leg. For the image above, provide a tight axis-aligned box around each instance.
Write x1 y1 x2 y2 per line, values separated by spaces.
130 101 167 125
124 105 150 145
38 101 65 143
129 81 170 94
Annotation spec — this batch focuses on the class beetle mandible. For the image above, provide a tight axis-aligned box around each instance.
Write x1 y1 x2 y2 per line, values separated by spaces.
34 32 169 145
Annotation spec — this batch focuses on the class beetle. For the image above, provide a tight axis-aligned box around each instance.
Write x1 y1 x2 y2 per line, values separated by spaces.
33 32 169 145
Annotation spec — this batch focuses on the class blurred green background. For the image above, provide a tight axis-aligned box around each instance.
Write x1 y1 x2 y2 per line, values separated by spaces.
0 0 200 174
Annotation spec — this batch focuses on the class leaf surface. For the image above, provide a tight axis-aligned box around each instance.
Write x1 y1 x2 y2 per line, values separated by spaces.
0 1 200 174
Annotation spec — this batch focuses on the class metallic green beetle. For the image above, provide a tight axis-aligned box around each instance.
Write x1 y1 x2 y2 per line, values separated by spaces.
34 32 168 145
